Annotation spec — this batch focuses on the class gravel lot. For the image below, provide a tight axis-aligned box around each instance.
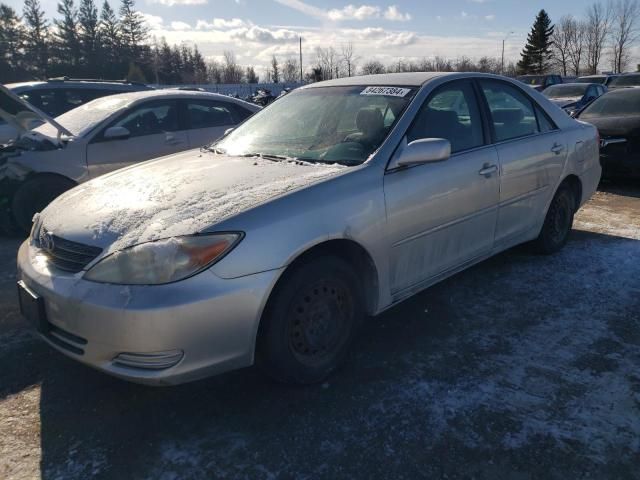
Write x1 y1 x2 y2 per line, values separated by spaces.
1 183 639 480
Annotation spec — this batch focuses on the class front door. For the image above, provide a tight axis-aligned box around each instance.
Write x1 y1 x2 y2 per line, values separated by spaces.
384 80 500 295
184 99 237 148
86 99 189 177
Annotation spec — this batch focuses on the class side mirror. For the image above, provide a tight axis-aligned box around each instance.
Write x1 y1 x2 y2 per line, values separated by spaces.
103 126 130 140
395 138 451 167
224 127 234 136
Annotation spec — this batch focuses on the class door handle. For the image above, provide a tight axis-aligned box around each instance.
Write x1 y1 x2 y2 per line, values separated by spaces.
551 143 565 155
478 163 498 177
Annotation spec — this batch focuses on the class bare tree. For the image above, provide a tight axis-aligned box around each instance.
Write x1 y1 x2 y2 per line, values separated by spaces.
341 42 358 77
610 0 640 73
552 15 575 76
282 58 299 82
585 2 612 74
222 50 243 83
568 20 587 75
315 46 339 80
360 59 385 75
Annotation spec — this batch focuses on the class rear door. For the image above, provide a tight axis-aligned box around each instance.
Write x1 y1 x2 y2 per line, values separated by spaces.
478 79 566 246
384 79 500 295
86 99 189 177
185 99 240 148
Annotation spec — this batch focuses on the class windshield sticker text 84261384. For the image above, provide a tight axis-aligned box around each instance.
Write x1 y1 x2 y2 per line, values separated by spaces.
360 86 411 97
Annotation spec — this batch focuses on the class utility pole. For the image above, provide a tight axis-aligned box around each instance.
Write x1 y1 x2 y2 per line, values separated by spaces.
299 37 303 82
501 31 515 75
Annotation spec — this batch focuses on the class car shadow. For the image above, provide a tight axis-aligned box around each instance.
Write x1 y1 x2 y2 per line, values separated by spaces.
598 179 640 199
1 229 637 478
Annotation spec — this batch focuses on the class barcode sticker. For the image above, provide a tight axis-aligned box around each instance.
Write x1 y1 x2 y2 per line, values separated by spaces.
360 86 411 97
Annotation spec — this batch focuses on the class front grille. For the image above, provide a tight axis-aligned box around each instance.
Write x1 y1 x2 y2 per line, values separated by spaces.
37 227 102 273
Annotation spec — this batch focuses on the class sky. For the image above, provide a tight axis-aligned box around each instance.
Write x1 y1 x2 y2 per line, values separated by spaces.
6 0 635 76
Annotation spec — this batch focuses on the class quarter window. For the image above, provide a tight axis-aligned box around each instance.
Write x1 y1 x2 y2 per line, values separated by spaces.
480 80 539 142
407 81 484 153
187 101 235 129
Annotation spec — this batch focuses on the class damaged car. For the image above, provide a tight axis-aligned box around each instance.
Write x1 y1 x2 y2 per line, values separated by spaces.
17 72 601 386
0 86 259 232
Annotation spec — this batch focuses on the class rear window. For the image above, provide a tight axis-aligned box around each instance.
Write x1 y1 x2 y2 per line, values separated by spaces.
544 85 588 98
608 75 640 88
580 90 640 117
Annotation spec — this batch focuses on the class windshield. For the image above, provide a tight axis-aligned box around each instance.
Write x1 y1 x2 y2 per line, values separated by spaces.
34 95 130 137
608 75 640 88
518 76 545 86
579 90 640 117
544 84 588 98
576 76 606 84
213 85 415 165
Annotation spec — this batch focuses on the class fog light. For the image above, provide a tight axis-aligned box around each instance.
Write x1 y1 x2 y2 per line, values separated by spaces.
113 350 183 370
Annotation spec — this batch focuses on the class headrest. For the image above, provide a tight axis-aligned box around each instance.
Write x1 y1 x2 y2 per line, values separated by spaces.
356 108 384 135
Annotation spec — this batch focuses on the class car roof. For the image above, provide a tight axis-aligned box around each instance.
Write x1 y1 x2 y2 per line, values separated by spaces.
6 80 149 91
305 72 455 88
88 89 260 109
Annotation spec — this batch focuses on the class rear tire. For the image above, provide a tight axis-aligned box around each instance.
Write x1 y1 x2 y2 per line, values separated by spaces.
533 185 575 254
257 256 364 385
11 176 75 233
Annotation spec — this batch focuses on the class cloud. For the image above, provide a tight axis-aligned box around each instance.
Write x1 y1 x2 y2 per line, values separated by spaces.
485 14 495 20
328 5 380 21
384 5 411 21
146 0 207 5
141 13 164 30
213 18 247 28
170 21 191 30
231 25 300 43
275 0 411 22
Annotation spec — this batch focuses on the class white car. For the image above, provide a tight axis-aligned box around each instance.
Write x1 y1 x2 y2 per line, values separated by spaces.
0 88 260 231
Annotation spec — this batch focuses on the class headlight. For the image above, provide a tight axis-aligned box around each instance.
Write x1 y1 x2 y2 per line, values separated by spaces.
84 233 243 285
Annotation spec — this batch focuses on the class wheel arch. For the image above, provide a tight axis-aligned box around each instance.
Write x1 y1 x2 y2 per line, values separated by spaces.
559 173 583 211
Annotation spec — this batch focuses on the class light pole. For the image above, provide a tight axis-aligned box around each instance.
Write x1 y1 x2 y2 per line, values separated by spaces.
501 31 515 75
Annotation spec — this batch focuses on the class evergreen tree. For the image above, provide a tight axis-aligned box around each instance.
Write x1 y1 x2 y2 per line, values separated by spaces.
23 0 49 78
0 4 27 82
271 55 280 83
55 0 81 70
119 0 147 62
78 0 99 74
518 9 554 74
99 0 121 78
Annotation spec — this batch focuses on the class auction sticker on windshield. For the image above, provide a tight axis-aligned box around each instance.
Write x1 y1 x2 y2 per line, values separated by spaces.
360 86 411 97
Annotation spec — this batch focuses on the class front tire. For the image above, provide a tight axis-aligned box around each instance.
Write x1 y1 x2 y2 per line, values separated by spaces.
257 256 364 385
533 185 575 254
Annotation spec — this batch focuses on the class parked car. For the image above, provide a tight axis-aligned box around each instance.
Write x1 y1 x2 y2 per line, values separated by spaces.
517 74 563 91
606 73 640 90
575 74 619 86
16 72 600 386
542 82 607 115
0 78 152 143
575 87 640 178
0 87 260 231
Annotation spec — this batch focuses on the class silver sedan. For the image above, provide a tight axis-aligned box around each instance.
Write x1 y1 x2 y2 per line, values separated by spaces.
17 72 601 385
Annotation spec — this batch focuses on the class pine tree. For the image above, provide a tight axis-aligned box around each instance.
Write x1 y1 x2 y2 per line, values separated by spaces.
0 4 27 82
518 9 554 74
271 55 280 83
55 0 81 70
119 0 147 62
99 0 120 78
246 66 259 83
23 0 49 78
78 0 99 74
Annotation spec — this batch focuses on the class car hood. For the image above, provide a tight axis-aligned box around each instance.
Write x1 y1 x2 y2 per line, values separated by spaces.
38 149 348 255
0 84 72 140
549 97 582 108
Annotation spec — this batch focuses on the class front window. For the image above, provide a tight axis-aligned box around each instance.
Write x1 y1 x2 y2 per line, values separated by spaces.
213 86 415 165
544 85 588 98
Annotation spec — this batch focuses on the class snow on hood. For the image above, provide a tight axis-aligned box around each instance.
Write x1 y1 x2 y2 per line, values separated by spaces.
39 149 347 254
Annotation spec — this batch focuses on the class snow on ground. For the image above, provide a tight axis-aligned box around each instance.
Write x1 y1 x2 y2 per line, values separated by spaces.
0 187 638 479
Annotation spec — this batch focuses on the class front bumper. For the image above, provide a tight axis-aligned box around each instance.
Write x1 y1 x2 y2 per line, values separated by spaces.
17 241 282 385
